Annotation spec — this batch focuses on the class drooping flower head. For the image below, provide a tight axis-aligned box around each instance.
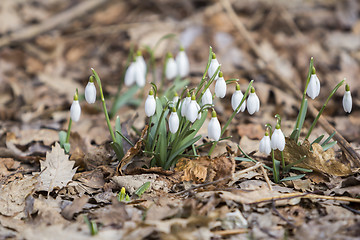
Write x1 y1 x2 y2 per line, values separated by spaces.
85 75 96 104
169 107 179 134
136 50 146 75
70 89 81 122
271 123 285 151
231 83 246 113
186 93 199 123
306 67 320 99
165 52 177 80
201 85 213 106
342 84 352 113
247 86 260 115
176 47 189 78
125 54 146 87
145 88 156 117
259 128 271 155
215 71 226 98
208 109 221 141
208 52 220 81
181 91 191 117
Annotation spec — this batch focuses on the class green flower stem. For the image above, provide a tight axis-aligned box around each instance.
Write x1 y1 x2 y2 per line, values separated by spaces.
294 57 314 132
195 46 213 96
65 118 72 143
115 130 134 147
151 102 171 151
208 80 254 156
91 68 117 144
197 65 220 104
272 150 279 183
304 79 345 141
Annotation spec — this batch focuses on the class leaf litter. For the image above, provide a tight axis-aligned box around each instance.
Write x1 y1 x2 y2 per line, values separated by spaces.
0 0 359 239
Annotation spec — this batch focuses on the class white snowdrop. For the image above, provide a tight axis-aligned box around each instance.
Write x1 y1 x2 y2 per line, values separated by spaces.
259 132 271 155
208 53 220 81
342 84 352 113
136 51 146 75
125 58 146 87
271 125 286 151
145 89 156 117
135 62 146 87
124 61 136 87
246 86 260 115
169 108 179 134
85 76 96 104
208 110 221 141
215 72 226 98
201 88 213 106
176 47 189 78
186 94 198 123
231 83 246 113
166 54 177 80
306 68 320 99
70 91 81 122
181 92 191 117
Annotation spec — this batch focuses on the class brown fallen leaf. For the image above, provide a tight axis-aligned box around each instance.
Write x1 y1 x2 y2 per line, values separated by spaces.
175 156 235 183
61 195 89 220
37 142 77 192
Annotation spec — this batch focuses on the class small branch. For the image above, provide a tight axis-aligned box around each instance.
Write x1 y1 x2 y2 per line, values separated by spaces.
260 165 273 191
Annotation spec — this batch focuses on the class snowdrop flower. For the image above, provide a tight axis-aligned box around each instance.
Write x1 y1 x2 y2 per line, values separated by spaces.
306 67 320 99
135 62 146 87
231 83 246 113
208 110 221 141
85 76 96 104
215 72 226 98
169 107 179 134
165 53 177 80
259 130 271 155
136 50 146 75
125 58 146 87
145 89 156 117
201 87 213 106
173 92 179 106
271 124 285 151
186 94 199 123
181 92 191 117
208 52 220 81
176 47 189 78
124 60 136 87
342 84 352 113
246 86 260 115
70 90 81 122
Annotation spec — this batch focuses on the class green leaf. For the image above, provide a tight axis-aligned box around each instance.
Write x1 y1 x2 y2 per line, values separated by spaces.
114 116 124 156
321 131 336 147
236 146 273 172
290 167 313 172
166 135 201 169
63 143 70 154
322 141 337 151
59 131 67 147
290 129 299 141
135 181 151 197
83 215 98 236
110 85 139 118
111 142 124 161
311 135 325 145
284 156 306 173
280 174 306 182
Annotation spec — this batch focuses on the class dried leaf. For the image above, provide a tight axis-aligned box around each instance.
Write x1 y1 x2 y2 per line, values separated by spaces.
37 142 77 192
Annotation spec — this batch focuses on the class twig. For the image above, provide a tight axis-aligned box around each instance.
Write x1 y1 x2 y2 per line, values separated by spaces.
272 201 295 227
212 229 248 236
175 162 262 195
0 0 110 49
250 192 360 204
260 165 273 191
221 0 360 165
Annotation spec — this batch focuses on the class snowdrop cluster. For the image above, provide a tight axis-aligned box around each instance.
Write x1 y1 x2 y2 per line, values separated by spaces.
165 48 190 81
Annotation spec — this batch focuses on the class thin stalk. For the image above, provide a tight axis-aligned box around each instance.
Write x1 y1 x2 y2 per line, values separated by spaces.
115 130 135 147
272 150 279 183
65 118 72 143
304 79 345 141
151 102 170 151
208 80 254 156
91 68 117 143
195 46 213 96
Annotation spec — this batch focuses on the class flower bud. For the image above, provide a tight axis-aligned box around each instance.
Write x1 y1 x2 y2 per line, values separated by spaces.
70 91 81 122
201 88 213 106
246 86 260 115
176 47 189 78
208 53 220 80
306 69 320 99
215 72 226 98
271 124 285 151
181 92 191 117
342 84 352 113
208 110 221 141
145 89 156 117
186 94 198 123
169 108 179 134
124 61 136 87
165 53 177 80
231 83 246 113
85 76 96 104
259 131 271 155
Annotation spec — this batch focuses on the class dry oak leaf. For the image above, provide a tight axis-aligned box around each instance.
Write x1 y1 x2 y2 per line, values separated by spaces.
37 142 77 192
0 175 37 218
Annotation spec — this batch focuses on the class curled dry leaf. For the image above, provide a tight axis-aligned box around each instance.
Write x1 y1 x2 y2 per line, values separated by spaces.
175 156 235 183
37 142 77 192
280 138 357 176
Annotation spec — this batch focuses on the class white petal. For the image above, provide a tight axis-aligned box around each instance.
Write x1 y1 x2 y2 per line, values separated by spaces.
271 129 285 151
173 96 179 105
196 102 201 120
169 112 179 133
246 92 260 115
181 97 191 117
186 100 198 123
136 55 146 74
124 62 136 86
231 90 246 113
145 95 156 117
135 62 146 87
306 74 320 99
215 77 226 98
85 82 96 104
70 100 81 122
166 58 177 80
176 51 189 78
201 88 213 106
208 117 221 141
342 91 352 113
208 59 220 80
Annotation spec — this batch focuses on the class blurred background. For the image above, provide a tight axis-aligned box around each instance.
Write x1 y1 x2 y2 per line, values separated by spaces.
0 0 359 158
